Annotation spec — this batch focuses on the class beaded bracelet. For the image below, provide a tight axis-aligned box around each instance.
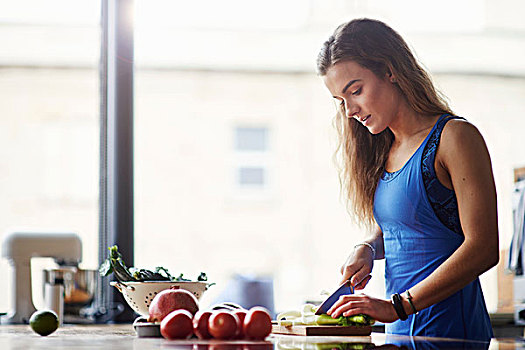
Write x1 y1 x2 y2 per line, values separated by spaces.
354 242 376 259
405 290 418 315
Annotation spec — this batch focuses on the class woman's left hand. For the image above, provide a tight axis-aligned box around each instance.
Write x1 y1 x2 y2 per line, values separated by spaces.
327 293 399 323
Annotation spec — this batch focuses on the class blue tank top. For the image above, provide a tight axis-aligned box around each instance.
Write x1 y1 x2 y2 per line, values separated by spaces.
373 114 493 341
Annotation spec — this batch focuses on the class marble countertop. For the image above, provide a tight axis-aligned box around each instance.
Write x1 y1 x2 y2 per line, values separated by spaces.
0 324 523 350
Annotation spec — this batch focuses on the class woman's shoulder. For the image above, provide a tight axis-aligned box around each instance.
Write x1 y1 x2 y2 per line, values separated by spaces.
441 117 485 144
439 117 489 162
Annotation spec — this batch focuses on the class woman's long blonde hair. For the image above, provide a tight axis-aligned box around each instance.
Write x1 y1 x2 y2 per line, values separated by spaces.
316 18 453 227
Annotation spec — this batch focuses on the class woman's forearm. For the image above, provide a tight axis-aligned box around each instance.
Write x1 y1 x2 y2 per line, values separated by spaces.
401 236 498 315
363 224 384 260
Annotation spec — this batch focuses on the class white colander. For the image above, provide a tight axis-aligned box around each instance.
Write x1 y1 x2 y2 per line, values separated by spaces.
110 281 210 317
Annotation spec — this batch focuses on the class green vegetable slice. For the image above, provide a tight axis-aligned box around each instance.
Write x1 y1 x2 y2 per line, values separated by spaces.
276 305 375 327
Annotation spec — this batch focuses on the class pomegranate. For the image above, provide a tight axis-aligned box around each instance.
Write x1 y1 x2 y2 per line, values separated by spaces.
148 287 199 322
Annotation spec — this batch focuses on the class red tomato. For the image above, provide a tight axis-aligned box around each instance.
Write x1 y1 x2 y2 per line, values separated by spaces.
243 307 272 340
233 310 247 339
193 310 213 339
208 311 240 340
160 309 194 340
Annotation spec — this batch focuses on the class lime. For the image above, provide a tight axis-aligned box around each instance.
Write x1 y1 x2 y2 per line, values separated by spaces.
29 310 59 336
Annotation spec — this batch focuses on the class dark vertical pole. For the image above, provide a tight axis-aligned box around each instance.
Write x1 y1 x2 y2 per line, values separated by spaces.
99 0 135 323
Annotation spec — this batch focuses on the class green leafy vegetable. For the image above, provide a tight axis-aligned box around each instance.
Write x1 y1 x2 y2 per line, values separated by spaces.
99 245 135 282
155 266 173 280
197 272 208 281
172 273 189 282
99 245 211 284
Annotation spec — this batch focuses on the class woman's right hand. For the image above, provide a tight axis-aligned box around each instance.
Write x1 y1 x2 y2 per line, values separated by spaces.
340 244 374 289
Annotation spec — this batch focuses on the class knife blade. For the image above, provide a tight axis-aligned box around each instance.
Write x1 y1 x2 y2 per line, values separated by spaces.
315 281 354 315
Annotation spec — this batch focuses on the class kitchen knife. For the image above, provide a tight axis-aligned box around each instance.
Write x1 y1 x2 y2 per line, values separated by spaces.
315 281 354 315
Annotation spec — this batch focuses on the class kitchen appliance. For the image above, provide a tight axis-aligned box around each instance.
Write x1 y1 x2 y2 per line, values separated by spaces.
1 231 83 324
43 267 97 324
315 281 354 315
44 279 64 325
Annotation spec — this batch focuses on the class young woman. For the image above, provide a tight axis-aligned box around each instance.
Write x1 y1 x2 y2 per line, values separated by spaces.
317 18 498 341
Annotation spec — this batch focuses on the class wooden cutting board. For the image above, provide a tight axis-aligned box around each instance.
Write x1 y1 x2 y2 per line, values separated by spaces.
271 324 372 336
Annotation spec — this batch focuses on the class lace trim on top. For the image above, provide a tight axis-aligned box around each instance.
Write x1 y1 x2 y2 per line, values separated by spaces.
421 115 464 236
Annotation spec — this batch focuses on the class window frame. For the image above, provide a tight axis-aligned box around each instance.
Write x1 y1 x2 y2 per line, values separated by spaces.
98 0 135 323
